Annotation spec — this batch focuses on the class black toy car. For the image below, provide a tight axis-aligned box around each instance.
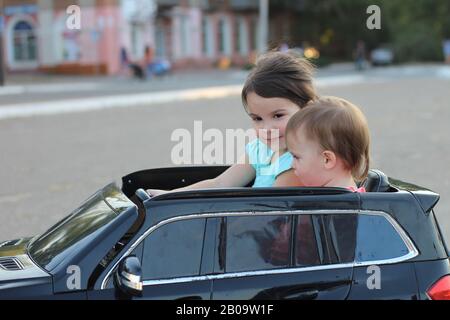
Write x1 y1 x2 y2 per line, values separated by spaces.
1 166 449 300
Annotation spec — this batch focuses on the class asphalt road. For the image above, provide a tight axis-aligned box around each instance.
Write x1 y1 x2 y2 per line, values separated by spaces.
1 69 450 244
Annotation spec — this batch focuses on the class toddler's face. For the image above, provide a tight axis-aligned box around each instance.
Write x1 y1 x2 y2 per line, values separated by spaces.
246 92 299 151
287 128 328 187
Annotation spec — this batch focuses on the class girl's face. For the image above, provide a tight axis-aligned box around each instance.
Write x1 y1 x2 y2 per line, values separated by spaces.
287 129 329 187
246 92 300 151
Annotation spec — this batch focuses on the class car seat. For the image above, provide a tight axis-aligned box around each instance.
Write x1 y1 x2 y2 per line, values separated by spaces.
359 169 391 192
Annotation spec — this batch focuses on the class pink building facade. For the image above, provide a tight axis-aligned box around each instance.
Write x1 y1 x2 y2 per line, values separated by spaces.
2 0 261 75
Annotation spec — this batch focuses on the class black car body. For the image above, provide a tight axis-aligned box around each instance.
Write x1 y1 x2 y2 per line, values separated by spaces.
1 166 449 300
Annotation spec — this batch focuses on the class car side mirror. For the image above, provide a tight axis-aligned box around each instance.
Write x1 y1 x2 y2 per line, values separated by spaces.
114 256 143 297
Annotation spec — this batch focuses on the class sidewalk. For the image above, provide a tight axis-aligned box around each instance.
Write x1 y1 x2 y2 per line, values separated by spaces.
1 63 449 121
1 68 248 92
3 62 448 93
0 62 359 96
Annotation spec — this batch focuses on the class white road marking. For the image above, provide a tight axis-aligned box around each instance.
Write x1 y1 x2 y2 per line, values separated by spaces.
0 193 32 204
0 85 243 120
0 83 103 96
0 86 25 96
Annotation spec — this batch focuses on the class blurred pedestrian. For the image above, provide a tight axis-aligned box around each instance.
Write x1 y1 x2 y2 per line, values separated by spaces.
120 46 145 80
354 40 366 71
120 47 129 75
442 39 450 64
144 45 155 79
144 45 171 79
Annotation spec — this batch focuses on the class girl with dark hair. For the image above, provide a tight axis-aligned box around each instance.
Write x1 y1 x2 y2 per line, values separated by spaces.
147 51 317 196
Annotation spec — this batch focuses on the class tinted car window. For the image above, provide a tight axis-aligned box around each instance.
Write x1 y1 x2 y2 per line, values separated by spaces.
324 214 357 264
356 214 410 262
226 215 292 273
295 215 322 267
142 218 206 280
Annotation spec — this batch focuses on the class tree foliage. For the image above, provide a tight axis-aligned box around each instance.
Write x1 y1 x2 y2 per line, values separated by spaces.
270 0 450 62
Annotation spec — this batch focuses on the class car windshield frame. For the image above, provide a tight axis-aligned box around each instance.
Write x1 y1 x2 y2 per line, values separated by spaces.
27 183 134 271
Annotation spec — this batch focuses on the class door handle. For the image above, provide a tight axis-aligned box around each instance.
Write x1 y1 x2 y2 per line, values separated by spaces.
284 289 319 300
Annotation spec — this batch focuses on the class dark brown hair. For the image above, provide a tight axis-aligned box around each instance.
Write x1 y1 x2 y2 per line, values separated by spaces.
286 96 371 182
242 51 317 109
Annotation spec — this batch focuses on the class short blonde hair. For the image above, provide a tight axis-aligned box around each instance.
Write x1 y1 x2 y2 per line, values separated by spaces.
286 96 371 182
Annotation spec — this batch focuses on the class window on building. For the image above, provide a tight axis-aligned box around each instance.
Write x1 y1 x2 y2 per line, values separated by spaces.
218 18 226 54
238 18 249 55
180 14 190 57
201 17 208 55
201 16 215 57
234 18 240 54
249 17 258 51
12 21 37 62
155 24 166 58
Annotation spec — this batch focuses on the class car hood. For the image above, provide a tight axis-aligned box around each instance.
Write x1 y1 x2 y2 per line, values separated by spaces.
0 238 52 297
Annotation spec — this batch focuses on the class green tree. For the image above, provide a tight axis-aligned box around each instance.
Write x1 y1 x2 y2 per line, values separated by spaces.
272 0 450 62
380 0 450 62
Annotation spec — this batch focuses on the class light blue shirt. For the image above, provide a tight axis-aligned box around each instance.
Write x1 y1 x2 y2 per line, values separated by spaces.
245 139 294 187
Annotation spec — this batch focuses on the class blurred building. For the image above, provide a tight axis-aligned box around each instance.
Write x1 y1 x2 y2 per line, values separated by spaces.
154 0 259 69
0 0 267 75
2 0 156 75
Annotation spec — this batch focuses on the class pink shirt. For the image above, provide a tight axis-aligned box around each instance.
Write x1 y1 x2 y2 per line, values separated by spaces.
347 186 366 193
